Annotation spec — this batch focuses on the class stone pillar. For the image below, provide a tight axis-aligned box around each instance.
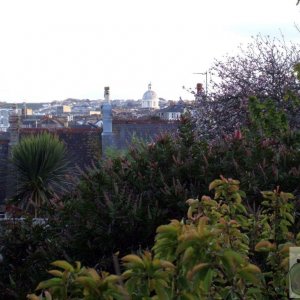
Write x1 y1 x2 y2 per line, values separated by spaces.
101 87 114 157
102 87 112 134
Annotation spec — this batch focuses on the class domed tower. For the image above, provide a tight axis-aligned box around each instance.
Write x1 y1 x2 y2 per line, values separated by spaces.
141 83 159 109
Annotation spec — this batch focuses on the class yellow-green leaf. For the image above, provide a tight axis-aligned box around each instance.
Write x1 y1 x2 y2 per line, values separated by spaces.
187 263 210 280
47 270 63 277
255 240 275 252
209 179 223 191
122 270 133 279
121 254 145 268
50 260 74 272
160 260 175 270
86 268 101 282
35 278 62 291
241 264 261 273
103 274 120 284
75 261 81 271
75 276 98 289
26 294 40 300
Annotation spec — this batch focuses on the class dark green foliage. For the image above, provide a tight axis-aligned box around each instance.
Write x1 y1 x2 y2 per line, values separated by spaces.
10 132 72 217
1 105 300 298
0 218 63 299
52 110 300 271
248 96 289 137
29 178 299 299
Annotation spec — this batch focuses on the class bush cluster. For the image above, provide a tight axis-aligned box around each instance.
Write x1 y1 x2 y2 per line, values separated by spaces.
1 108 300 298
28 177 299 299
1 38 300 297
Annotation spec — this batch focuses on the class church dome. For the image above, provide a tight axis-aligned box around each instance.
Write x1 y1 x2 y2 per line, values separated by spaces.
142 90 157 100
141 83 159 109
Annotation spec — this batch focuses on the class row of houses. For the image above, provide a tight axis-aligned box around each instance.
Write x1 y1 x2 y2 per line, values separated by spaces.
0 83 206 209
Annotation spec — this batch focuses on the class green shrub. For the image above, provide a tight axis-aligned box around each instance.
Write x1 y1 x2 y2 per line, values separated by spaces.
43 112 300 271
0 218 64 299
3 111 300 298
29 177 298 299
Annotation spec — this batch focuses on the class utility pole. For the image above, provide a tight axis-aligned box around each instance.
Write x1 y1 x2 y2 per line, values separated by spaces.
193 72 208 96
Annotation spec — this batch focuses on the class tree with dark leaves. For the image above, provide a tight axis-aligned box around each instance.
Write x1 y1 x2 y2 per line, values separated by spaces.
194 35 300 138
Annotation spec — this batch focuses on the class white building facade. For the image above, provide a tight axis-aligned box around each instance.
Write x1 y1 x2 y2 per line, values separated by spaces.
0 110 10 132
157 104 185 121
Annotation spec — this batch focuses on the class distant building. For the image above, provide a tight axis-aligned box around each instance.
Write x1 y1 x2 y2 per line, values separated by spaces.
40 116 66 128
101 87 180 154
0 87 181 207
21 108 33 117
70 114 101 128
57 105 71 115
89 110 101 116
21 116 42 128
141 83 159 109
19 103 33 119
0 109 10 132
157 104 186 121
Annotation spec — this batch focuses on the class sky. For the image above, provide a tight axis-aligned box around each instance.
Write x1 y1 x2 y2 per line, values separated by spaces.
0 0 299 102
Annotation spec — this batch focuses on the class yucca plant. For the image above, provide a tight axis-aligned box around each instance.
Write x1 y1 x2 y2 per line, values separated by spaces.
10 132 72 217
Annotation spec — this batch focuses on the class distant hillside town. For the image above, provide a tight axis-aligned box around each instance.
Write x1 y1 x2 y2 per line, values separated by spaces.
0 83 205 207
0 83 201 132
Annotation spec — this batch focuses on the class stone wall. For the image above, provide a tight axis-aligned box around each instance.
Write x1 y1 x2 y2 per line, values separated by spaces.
19 128 102 169
111 120 179 150
0 134 9 209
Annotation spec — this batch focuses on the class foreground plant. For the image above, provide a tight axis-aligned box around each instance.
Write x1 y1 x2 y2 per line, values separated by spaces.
27 260 127 300
10 132 72 217
28 177 299 299
154 177 263 299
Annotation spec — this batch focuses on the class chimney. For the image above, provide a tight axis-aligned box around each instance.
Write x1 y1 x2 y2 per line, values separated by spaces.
101 86 114 157
196 83 203 94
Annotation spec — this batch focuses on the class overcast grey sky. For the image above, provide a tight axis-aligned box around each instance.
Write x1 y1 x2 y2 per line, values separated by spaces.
0 0 299 102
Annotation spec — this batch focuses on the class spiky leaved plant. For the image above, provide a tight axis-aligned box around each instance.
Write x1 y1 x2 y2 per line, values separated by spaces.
10 132 71 217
